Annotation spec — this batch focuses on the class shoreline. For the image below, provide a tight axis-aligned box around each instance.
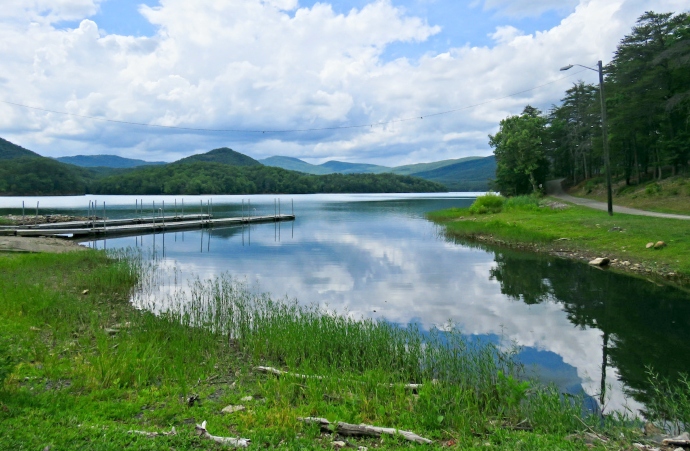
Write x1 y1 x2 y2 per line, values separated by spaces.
428 199 690 289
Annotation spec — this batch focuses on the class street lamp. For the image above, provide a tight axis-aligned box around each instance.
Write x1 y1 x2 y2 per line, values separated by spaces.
560 61 613 216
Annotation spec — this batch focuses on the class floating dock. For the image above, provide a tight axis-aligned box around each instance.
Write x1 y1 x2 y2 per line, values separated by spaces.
6 214 295 238
2 214 212 230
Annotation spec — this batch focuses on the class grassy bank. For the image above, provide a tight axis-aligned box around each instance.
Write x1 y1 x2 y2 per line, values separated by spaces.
429 195 690 284
0 250 671 449
569 175 690 215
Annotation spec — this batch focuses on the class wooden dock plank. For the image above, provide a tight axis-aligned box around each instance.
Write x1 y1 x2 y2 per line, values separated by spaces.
14 215 295 238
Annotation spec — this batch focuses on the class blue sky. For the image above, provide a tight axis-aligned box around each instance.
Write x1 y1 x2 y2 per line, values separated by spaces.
0 0 687 164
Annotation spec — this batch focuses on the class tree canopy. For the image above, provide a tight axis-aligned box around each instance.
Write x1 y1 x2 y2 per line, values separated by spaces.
489 106 549 195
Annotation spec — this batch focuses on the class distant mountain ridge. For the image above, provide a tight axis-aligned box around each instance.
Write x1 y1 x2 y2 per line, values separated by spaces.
56 155 166 168
260 155 494 191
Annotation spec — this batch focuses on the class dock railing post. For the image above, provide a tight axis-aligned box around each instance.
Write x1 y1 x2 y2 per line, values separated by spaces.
103 202 106 234
292 198 294 216
153 201 156 229
279 198 281 217
274 198 277 218
162 201 165 228
22 201 25 224
36 201 39 223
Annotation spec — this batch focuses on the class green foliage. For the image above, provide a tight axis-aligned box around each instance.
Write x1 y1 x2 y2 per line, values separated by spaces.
645 182 662 195
469 193 505 214
645 369 690 434
490 106 549 195
0 339 13 389
0 157 93 195
91 162 447 195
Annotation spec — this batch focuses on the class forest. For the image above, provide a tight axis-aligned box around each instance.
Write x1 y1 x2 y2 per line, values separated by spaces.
90 162 447 195
491 11 690 195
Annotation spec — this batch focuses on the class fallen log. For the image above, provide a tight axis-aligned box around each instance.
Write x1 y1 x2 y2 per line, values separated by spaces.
662 432 690 446
128 427 177 438
195 421 251 448
298 417 433 445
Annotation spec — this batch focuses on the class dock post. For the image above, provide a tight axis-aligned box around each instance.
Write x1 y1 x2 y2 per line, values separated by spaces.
182 199 184 217
292 198 294 216
162 201 165 229
153 201 156 229
174 199 177 218
36 201 39 223
248 200 251 219
103 202 106 234
274 198 277 218
200 200 202 222
22 201 25 224
136 199 138 220
242 199 244 220
279 198 281 217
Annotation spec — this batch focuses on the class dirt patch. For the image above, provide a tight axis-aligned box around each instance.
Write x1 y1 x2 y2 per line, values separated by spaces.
0 236 87 254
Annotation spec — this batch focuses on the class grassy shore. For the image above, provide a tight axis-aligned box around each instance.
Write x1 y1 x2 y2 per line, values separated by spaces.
429 195 690 285
0 249 676 450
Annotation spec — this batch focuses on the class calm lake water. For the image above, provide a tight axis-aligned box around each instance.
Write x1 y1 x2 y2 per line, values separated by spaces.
2 193 690 415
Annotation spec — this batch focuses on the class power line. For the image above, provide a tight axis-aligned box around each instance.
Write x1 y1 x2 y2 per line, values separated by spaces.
0 69 587 134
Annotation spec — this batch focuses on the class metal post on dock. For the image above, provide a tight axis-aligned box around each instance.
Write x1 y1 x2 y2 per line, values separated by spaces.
279 198 281 217
162 201 165 225
22 201 25 224
181 199 184 217
174 199 177 218
242 199 244 220
248 200 251 219
292 198 294 216
103 202 107 233
153 201 156 228
36 201 39 223
274 198 277 218
135 199 138 220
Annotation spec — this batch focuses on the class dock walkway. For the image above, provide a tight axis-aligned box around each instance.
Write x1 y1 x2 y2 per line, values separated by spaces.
4 214 295 238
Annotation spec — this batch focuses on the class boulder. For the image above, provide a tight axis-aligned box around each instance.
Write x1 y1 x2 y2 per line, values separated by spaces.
654 241 667 249
589 257 610 267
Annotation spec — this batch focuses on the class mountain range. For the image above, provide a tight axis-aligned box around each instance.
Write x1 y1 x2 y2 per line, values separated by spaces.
0 136 495 194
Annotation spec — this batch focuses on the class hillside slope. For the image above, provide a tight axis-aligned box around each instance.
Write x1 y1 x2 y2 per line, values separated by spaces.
0 137 42 160
412 156 496 191
176 147 262 167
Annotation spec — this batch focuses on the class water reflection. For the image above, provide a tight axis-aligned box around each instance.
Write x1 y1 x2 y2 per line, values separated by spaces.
481 242 690 413
3 193 689 415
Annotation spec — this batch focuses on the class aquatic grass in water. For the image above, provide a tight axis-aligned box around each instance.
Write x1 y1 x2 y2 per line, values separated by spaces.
145 273 584 434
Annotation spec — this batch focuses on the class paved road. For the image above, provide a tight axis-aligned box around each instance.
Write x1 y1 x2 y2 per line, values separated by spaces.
545 179 690 220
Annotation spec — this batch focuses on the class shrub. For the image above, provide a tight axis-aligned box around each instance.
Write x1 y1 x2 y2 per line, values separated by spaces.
469 193 505 214
645 183 662 195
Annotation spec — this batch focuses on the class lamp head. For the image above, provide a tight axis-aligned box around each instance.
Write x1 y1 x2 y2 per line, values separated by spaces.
560 64 574 71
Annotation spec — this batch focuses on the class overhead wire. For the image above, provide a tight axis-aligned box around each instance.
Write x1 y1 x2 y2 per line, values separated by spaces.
0 68 587 134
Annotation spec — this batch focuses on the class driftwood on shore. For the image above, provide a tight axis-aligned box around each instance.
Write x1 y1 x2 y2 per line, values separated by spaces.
254 366 424 391
298 417 433 445
128 427 177 438
195 421 251 448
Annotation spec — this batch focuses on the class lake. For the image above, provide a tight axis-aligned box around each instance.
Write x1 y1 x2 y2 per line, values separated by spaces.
2 193 690 415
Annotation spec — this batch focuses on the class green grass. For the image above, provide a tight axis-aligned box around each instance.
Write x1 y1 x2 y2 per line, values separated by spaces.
0 249 665 449
429 197 690 281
